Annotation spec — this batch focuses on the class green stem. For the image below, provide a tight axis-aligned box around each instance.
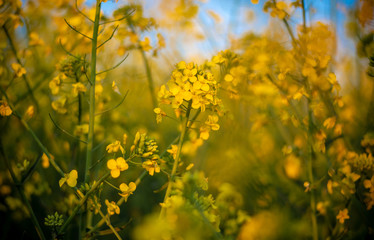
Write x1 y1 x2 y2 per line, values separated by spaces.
0 87 65 178
84 1 101 230
98 210 123 240
85 0 101 183
85 170 147 237
0 140 46 240
2 25 39 109
58 172 110 235
160 101 192 218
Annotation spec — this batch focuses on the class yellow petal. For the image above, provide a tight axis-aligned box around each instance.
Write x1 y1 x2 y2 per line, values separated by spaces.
111 169 120 178
107 159 117 170
59 177 66 187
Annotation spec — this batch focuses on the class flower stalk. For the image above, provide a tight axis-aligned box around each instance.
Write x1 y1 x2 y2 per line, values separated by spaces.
160 100 192 218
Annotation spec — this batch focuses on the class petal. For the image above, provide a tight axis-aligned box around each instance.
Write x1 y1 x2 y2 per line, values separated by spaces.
67 178 77 187
120 183 128 192
59 177 66 187
69 170 78 179
129 182 136 191
111 169 120 178
107 159 117 170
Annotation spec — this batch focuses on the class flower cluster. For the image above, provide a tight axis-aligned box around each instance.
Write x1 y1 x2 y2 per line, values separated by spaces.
130 132 161 176
158 61 222 112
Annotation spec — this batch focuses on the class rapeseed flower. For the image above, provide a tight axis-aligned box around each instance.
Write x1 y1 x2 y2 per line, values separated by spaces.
107 157 128 178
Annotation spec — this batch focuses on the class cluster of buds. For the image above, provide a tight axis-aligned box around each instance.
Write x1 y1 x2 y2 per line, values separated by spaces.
131 131 159 158
44 212 64 227
58 56 86 79
130 132 161 176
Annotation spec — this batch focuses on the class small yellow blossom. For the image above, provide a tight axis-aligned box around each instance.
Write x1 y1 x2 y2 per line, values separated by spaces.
0 102 12 116
336 208 349 224
142 159 160 176
323 117 336 129
304 181 311 192
105 199 120 215
119 182 136 201
224 74 233 82
74 124 89 136
154 107 166 123
59 170 78 188
107 157 128 178
71 82 86 97
41 153 50 168
24 105 34 120
106 140 125 154
140 37 152 52
167 145 178 159
11 63 26 77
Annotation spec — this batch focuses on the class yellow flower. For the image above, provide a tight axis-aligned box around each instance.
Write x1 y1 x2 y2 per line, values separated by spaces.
71 82 87 97
323 117 336 129
59 170 78 188
119 182 136 201
73 124 89 136
106 140 125 154
336 208 349 224
107 157 128 178
51 96 67 114
0 101 12 116
363 176 374 192
49 74 64 95
205 115 220 131
11 63 26 77
224 74 233 82
142 159 160 176
41 153 50 168
304 181 311 192
167 145 178 159
154 108 166 124
140 37 152 52
105 199 120 215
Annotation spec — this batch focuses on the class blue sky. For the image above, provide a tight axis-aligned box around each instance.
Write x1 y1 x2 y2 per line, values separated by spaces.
95 0 359 61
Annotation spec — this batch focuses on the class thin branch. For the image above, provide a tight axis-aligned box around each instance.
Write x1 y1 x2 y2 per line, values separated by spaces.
95 90 128 116
98 210 123 240
2 25 39 109
97 25 119 49
64 18 93 40
0 140 46 240
21 152 43 184
49 114 88 144
58 172 110 235
75 0 94 23
59 38 81 60
96 54 129 75
0 87 66 178
99 9 135 25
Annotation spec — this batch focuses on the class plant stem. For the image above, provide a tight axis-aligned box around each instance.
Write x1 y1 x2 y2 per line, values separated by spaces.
85 170 147 237
98 210 123 240
85 0 101 183
84 0 101 230
0 87 66 178
160 101 192 218
2 25 39 109
58 172 110 235
0 140 46 240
